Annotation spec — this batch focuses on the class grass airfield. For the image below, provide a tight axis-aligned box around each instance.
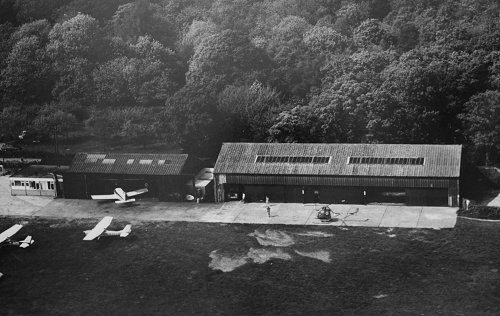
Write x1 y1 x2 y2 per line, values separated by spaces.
1 217 500 315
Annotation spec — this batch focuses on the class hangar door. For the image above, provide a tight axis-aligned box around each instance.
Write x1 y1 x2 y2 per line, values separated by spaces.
243 185 285 203
406 188 448 206
314 187 364 204
242 185 365 204
365 187 448 206
365 187 407 204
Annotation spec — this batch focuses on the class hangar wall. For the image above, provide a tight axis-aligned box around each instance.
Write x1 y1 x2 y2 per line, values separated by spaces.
64 172 193 201
215 174 459 207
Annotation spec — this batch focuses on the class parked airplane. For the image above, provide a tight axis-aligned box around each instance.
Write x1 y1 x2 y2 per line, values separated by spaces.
83 216 132 241
0 224 34 248
91 187 148 204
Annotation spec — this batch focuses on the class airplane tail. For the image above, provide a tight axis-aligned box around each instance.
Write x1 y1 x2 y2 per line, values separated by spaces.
19 235 34 248
120 224 132 237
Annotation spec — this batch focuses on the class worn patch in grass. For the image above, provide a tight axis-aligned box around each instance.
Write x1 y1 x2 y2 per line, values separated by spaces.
248 229 294 247
294 250 331 263
1 217 500 315
296 231 334 238
208 250 248 272
246 247 292 264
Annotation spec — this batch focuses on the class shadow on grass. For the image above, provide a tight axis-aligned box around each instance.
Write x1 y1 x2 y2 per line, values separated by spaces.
84 234 138 250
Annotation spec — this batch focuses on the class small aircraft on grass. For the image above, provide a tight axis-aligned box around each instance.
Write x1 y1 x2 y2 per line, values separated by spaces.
83 216 132 241
0 224 34 248
91 187 148 204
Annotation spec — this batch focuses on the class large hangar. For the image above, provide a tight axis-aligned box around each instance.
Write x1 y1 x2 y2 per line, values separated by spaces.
64 152 201 201
213 143 462 207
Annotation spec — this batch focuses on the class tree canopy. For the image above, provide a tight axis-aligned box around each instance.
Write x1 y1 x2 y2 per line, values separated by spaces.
0 0 499 165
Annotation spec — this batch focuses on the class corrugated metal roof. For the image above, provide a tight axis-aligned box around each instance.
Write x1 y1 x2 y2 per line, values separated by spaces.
11 165 69 178
67 153 190 175
214 143 462 178
186 168 214 187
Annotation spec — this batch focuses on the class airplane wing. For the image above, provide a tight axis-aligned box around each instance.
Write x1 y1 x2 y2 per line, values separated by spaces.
83 216 113 241
115 199 135 204
91 194 120 200
126 188 148 197
0 224 23 244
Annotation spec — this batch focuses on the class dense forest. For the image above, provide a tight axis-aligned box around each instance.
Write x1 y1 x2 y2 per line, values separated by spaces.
0 0 499 164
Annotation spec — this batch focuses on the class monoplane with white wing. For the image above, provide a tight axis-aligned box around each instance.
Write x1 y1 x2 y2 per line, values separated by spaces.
83 216 132 241
91 187 148 204
0 224 34 248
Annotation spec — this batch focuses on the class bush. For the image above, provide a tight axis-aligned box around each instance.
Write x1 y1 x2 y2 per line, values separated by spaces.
457 205 500 220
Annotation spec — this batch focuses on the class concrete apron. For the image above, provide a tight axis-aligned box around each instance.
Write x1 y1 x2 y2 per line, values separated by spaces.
0 176 458 228
8 199 456 229
210 202 457 229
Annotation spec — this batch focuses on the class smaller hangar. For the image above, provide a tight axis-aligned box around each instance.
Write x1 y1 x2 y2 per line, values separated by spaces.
64 153 201 201
213 143 462 207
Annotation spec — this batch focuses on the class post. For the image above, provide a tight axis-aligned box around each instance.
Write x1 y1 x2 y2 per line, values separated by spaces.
314 189 319 210
84 174 88 198
213 176 218 203
51 172 58 197
54 130 59 167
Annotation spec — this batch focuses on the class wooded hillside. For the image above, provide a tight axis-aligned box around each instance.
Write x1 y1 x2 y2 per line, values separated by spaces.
0 0 499 163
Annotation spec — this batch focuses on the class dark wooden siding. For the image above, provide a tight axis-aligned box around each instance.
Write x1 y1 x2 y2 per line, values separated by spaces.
64 172 193 201
157 175 193 201
216 174 459 206
63 173 88 199
223 174 457 189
